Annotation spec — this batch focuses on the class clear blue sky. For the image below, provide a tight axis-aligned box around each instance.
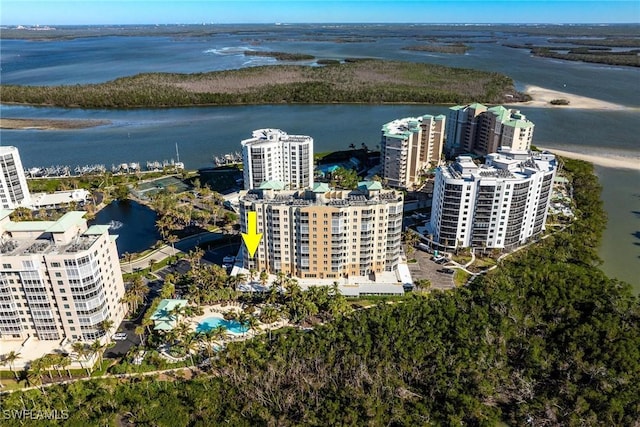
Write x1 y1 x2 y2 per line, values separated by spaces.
2 1 639 25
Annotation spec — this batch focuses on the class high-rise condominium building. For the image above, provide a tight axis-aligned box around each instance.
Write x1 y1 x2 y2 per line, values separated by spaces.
0 211 126 344
380 114 445 188
0 146 31 209
238 181 404 279
430 149 556 250
241 129 314 190
445 104 534 157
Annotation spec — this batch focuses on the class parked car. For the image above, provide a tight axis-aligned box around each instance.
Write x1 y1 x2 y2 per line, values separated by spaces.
417 243 431 252
112 332 127 341
439 268 455 275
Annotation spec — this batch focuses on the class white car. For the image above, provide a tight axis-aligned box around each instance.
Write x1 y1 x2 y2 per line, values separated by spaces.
112 332 127 341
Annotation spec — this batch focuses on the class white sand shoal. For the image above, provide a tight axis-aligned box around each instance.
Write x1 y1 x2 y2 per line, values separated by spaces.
508 85 633 111
539 147 640 171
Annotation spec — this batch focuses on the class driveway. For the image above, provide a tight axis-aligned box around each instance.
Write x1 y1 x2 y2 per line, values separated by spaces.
407 247 455 291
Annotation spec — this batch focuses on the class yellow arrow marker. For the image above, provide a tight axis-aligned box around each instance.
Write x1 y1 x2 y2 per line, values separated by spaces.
241 211 263 258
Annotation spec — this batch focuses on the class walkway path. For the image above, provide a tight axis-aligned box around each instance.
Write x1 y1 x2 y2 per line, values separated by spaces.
120 231 232 274
0 366 198 394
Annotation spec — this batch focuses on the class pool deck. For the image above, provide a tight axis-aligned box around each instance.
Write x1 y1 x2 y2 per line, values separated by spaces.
189 304 289 339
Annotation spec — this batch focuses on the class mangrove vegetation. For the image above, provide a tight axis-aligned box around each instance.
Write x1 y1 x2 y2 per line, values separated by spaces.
1 60 525 108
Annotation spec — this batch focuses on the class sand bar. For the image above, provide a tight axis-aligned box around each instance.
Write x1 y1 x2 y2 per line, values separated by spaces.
508 85 636 111
539 147 640 171
0 118 110 130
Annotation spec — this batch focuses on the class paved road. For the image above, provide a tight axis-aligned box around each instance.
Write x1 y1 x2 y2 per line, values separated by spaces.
120 231 233 274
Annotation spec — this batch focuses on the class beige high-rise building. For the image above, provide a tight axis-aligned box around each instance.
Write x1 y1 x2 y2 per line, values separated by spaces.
380 114 445 189
238 181 404 279
0 211 126 346
446 104 534 157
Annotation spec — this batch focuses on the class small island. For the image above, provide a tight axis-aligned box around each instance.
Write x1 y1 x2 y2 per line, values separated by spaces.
244 51 315 61
0 59 526 109
0 118 111 130
402 43 470 54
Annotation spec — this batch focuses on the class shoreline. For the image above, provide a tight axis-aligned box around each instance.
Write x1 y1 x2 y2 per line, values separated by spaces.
509 85 634 111
539 147 640 171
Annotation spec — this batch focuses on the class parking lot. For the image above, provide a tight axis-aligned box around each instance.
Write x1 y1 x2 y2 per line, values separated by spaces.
407 247 456 291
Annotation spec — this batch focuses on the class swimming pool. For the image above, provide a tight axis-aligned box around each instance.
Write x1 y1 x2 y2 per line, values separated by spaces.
196 317 248 334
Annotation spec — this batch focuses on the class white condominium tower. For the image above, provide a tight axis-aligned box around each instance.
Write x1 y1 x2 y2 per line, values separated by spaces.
238 181 404 279
0 146 31 209
0 211 126 343
380 114 445 188
241 129 314 190
430 149 556 250
445 103 534 157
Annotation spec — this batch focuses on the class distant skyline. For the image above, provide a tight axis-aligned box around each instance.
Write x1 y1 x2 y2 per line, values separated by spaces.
1 1 639 26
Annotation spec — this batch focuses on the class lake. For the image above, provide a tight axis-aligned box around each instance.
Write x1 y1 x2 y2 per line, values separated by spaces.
1 24 638 289
91 200 160 256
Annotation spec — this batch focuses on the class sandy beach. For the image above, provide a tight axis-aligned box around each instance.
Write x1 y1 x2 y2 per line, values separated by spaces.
538 147 640 171
510 85 633 111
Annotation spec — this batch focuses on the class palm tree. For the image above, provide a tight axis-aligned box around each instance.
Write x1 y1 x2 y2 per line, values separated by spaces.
59 355 72 378
26 359 45 390
198 331 217 360
99 319 114 337
248 268 257 284
246 316 260 336
135 325 146 347
259 271 269 289
211 325 228 343
259 305 280 324
71 342 91 377
166 234 179 261
40 353 55 380
90 340 107 370
182 334 200 366
2 351 21 380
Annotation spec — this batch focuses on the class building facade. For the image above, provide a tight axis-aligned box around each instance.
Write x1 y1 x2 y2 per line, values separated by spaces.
430 149 556 250
241 129 314 190
0 146 31 209
238 181 404 279
380 114 445 188
445 104 534 157
0 211 126 343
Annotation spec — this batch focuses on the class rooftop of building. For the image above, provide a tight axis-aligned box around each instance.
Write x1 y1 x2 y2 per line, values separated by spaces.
231 266 411 297
150 299 189 330
381 114 444 138
240 181 402 207
0 145 19 155
29 189 90 208
241 128 313 146
0 211 114 258
442 149 556 182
